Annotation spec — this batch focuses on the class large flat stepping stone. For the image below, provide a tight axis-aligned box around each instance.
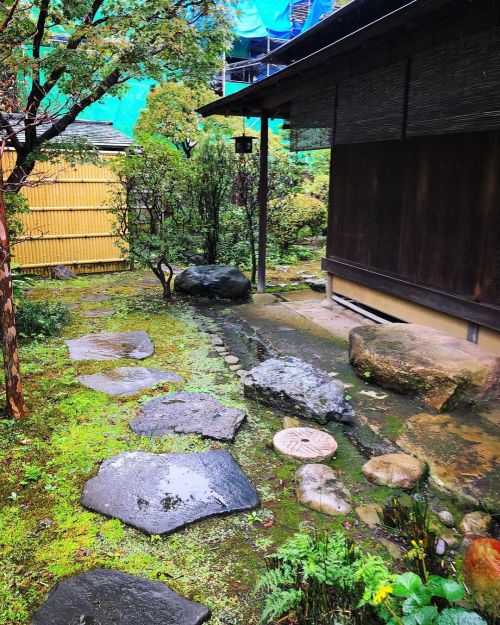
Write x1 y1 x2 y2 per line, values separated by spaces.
131 391 246 441
274 427 337 461
31 569 210 625
242 356 355 424
362 452 425 489
77 367 183 397
82 294 112 302
397 412 500 510
81 449 259 535
84 309 115 318
350 324 500 410
66 331 154 360
296 464 351 515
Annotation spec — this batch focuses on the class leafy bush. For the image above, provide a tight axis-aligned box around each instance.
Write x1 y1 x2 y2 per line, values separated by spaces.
256 531 390 624
376 571 487 625
268 194 327 250
16 300 69 338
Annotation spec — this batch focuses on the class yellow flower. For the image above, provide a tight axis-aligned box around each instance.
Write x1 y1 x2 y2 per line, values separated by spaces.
373 585 393 605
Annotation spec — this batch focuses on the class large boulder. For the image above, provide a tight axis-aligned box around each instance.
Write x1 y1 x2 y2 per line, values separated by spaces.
349 324 500 410
175 265 251 301
462 538 500 615
242 356 355 424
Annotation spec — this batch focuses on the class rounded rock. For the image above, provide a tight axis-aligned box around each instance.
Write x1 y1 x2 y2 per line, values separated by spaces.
225 355 240 365
295 464 351 516
273 427 337 462
362 453 426 489
460 511 493 537
463 538 500 615
437 509 455 528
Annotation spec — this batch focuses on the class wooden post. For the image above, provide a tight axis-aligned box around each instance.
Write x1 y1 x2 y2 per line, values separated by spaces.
0 187 27 419
257 113 269 295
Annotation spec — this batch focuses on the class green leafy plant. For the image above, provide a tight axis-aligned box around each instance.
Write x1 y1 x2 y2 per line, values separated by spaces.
373 572 487 625
256 531 390 624
16 300 69 338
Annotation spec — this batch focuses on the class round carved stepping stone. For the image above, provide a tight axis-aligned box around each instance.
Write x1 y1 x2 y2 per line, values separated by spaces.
83 309 115 318
131 391 246 441
77 367 183 397
273 427 337 461
362 453 425 489
81 449 259 535
31 569 211 625
296 464 351 515
225 355 239 365
66 331 154 360
82 294 112 302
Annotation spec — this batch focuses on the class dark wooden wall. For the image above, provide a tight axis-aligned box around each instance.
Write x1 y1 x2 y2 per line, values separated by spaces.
324 129 500 330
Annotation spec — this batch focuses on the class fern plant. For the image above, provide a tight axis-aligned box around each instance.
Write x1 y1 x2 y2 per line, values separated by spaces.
256 531 391 624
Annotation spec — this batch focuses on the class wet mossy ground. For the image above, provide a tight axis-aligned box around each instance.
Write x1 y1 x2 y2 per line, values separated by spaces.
0 270 462 625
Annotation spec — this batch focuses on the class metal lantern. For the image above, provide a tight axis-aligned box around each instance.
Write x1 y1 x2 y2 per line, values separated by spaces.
233 134 257 154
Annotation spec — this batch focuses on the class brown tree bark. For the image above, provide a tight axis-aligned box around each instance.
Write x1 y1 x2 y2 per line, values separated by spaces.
0 186 27 418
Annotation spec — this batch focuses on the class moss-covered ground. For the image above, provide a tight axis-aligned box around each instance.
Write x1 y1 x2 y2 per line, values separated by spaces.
0 270 448 624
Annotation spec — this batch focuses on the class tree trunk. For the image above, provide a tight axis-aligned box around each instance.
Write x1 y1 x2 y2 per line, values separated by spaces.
5 152 35 194
0 187 27 418
152 261 173 299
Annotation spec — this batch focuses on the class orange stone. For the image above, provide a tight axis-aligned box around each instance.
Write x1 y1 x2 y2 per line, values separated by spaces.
463 538 500 615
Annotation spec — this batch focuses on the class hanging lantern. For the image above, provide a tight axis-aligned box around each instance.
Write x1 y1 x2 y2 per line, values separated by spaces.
233 134 257 154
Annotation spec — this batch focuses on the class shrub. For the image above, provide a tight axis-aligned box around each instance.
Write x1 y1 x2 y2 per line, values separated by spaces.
268 194 327 250
16 301 69 338
256 531 390 624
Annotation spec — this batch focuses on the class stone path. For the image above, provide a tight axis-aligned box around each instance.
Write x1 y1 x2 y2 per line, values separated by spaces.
77 367 183 397
81 450 259 535
131 391 246 441
83 309 115 318
31 569 211 625
66 331 154 360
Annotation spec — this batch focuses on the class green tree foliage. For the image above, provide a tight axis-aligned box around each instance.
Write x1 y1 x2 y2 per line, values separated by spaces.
135 82 232 158
268 193 327 250
110 139 202 298
0 0 232 191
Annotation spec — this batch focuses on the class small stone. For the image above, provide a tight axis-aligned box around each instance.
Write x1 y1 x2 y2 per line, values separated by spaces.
378 538 402 560
463 538 500 615
435 538 447 555
214 345 227 353
283 416 300 429
225 355 240 365
441 531 460 549
273 427 337 462
362 453 426 489
295 464 351 516
50 265 76 280
210 336 224 347
356 504 383 528
31 569 211 625
252 293 277 306
437 510 455 528
236 369 249 378
460 511 493 537
229 364 242 371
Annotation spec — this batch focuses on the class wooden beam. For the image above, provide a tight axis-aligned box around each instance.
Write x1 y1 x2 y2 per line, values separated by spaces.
257 113 269 294
322 256 500 331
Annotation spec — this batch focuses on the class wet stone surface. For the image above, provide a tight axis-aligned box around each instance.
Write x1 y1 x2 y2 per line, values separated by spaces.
66 331 154 361
31 569 211 625
274 427 338 462
295 464 351 516
77 367 183 397
131 391 246 441
81 449 259 535
83 310 115 318
242 356 355 424
82 294 112 302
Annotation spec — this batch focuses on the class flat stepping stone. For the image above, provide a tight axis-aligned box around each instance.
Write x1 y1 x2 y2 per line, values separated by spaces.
77 367 183 397
131 391 246 441
296 464 351 515
82 294 112 302
81 449 259 534
273 427 338 461
31 569 210 625
66 331 154 360
83 310 115 318
362 452 425 489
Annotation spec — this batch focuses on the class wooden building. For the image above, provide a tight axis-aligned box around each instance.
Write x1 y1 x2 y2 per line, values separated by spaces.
5 119 132 275
200 0 500 355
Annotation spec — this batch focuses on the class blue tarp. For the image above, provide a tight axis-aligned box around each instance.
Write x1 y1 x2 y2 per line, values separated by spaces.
234 0 330 39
